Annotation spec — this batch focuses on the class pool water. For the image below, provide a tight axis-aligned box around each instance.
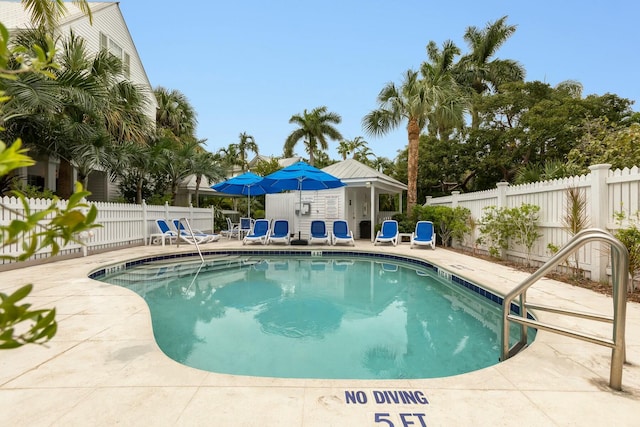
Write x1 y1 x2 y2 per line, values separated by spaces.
99 255 530 379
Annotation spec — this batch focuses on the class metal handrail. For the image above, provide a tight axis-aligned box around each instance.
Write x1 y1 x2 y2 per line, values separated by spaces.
175 217 204 263
500 228 628 390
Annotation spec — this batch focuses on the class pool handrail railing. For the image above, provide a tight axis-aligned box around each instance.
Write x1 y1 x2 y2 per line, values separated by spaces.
500 228 628 391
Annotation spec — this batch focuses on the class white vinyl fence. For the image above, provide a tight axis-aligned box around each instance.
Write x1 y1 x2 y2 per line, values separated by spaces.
0 199 215 267
425 164 640 282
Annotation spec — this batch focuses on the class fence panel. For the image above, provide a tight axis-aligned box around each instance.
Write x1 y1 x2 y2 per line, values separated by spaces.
1 198 213 266
426 164 640 280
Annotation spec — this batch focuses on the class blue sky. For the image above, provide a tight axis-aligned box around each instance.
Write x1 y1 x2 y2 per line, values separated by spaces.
118 0 639 161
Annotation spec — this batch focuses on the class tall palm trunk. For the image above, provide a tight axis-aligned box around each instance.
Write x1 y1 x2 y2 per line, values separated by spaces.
136 177 143 204
406 118 420 213
57 158 74 199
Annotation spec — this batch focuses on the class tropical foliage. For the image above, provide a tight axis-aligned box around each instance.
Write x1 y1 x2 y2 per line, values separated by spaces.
1 1 99 349
284 106 343 166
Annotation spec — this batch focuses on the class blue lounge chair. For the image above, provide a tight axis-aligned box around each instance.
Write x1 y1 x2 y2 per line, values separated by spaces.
268 219 290 245
172 218 220 243
156 218 207 245
374 220 399 246
331 220 354 246
411 220 436 250
243 219 270 245
309 220 330 245
150 218 179 246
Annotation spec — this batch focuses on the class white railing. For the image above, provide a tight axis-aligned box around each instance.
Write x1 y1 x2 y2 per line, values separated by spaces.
426 164 640 282
0 199 215 266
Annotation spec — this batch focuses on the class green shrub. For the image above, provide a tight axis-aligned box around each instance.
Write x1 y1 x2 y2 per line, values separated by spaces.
413 205 470 247
478 204 542 264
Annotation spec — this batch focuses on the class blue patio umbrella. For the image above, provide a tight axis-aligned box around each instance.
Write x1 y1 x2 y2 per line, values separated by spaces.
211 171 272 218
262 161 345 243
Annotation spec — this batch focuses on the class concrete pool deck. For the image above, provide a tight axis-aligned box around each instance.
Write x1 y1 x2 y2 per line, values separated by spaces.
1 239 639 426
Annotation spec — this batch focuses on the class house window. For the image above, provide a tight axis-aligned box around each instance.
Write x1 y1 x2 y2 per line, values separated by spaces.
99 32 130 77
123 52 130 78
109 39 123 59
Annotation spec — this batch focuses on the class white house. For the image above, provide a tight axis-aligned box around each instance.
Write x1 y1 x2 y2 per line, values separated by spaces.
265 159 407 241
1 1 157 201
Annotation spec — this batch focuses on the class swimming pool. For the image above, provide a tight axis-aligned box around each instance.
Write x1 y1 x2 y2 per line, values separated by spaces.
93 251 535 379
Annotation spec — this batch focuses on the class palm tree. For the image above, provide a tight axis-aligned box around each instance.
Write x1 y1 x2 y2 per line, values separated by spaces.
20 0 92 32
337 140 351 160
337 136 369 160
421 40 467 141
456 16 525 129
217 143 242 174
154 86 197 139
191 148 225 207
363 69 452 212
235 132 258 172
284 106 343 166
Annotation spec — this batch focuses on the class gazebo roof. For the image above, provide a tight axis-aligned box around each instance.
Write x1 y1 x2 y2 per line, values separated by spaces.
322 159 407 193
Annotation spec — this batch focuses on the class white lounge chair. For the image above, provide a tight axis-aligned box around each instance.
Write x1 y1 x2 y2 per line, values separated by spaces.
374 220 399 246
268 219 290 245
411 221 436 250
243 219 270 245
309 220 330 245
155 218 207 245
172 218 220 243
331 220 354 246
149 218 178 246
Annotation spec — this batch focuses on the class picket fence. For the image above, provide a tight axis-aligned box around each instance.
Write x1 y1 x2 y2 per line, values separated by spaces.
426 164 640 282
0 198 214 267
3 163 639 282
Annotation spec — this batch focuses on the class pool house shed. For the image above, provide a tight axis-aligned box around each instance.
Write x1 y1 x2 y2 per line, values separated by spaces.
265 159 407 242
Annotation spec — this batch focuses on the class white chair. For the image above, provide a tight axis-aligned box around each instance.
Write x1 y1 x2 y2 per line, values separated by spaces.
243 219 270 245
410 221 436 249
224 217 239 240
331 220 354 246
309 220 330 245
172 218 220 243
374 220 399 246
268 219 290 245
238 217 252 240
155 218 206 245
149 218 178 246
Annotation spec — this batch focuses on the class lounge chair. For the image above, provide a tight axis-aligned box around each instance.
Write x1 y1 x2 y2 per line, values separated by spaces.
243 219 270 245
309 220 330 245
268 219 290 245
410 220 436 250
150 218 178 246
172 218 220 243
155 218 207 245
374 220 399 246
331 220 354 246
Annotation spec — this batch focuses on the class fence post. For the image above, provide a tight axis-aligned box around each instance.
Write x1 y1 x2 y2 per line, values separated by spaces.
451 191 460 208
142 199 148 245
496 182 509 208
164 201 169 220
589 163 612 282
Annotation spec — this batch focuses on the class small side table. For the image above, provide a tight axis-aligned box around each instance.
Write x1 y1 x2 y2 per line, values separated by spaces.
398 233 412 244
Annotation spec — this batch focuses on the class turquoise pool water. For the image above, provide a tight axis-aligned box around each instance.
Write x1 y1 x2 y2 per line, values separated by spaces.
97 254 533 379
